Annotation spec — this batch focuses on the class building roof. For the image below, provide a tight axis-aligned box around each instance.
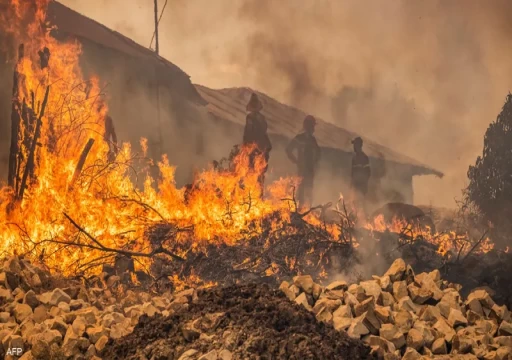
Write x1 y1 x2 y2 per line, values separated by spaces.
47 1 206 104
196 85 443 177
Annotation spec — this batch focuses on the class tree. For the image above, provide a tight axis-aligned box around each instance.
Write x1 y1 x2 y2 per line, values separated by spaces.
465 94 512 248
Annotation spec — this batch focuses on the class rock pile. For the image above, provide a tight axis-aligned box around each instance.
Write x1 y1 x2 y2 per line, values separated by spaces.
280 258 512 359
0 256 205 360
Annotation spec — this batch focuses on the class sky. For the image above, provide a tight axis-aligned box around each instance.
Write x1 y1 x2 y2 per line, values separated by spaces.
60 0 512 208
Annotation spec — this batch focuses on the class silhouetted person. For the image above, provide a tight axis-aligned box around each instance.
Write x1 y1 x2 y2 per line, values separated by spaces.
286 115 321 206
243 93 272 195
351 136 371 212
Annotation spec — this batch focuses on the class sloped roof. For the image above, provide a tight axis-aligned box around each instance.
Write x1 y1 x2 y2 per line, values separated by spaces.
196 85 443 177
46 1 205 104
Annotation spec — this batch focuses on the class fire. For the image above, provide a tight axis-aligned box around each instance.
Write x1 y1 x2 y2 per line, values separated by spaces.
366 214 495 256
0 1 498 281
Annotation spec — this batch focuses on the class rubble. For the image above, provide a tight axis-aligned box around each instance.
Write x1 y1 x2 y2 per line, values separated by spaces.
279 257 512 359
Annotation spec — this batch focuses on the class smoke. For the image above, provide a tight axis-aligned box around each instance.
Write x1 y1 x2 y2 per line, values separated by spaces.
59 0 512 207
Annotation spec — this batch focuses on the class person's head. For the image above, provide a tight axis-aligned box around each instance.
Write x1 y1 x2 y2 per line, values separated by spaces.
352 137 363 152
246 93 263 112
303 115 316 134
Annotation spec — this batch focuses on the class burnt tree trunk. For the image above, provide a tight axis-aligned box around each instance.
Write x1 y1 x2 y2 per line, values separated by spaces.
8 44 24 189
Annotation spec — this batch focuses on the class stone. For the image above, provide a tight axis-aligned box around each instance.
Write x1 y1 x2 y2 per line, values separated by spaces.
69 299 86 311
198 350 218 360
396 296 419 314
316 307 333 323
384 258 407 282
349 284 368 302
344 291 359 307
476 319 500 337
452 334 475 354
326 280 348 291
14 303 33 323
312 298 341 314
110 320 132 339
218 349 233 360
294 292 312 311
355 297 375 317
199 313 225 331
366 335 396 353
333 307 353 331
467 289 495 310
0 312 10 323
95 335 109 353
375 306 393 324
467 310 483 325
312 283 322 300
448 309 468 328
347 313 369 339
71 316 87 337
466 298 485 317
380 323 406 349
491 305 511 323
434 318 456 343
373 275 392 292
394 310 413 333
393 281 408 301
498 321 512 336
293 275 314 294
419 305 443 323
279 281 296 301
179 349 199 360
381 291 396 307
419 275 444 301
407 283 433 305
432 338 448 355
50 317 68 337
86 327 109 344
402 347 422 360
48 289 71 306
182 321 200 342
0 288 13 302
360 280 382 301
413 320 436 347
496 346 512 360
406 328 424 351
494 336 512 348
23 290 40 309
32 305 47 324
58 302 70 313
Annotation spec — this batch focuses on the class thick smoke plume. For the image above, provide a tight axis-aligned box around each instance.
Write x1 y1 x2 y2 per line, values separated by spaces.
60 0 512 207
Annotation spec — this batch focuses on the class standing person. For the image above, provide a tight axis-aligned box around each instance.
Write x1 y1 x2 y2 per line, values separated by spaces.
351 136 371 215
243 93 272 195
286 115 321 207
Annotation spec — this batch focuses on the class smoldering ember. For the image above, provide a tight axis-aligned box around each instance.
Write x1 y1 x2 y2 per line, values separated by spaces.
0 1 511 360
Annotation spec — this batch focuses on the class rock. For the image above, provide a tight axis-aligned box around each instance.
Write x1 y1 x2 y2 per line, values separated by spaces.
182 321 200 342
279 281 296 301
493 336 512 348
95 335 109 353
294 292 312 311
333 306 353 331
179 349 199 360
396 296 419 314
380 323 406 349
0 288 13 302
69 299 86 311
0 312 10 323
313 298 341 314
344 291 359 307
348 284 368 302
50 317 68 337
355 297 375 317
14 303 33 323
413 320 436 347
316 307 333 323
373 275 392 292
32 305 47 324
72 316 87 337
384 258 407 282
467 310 483 325
467 289 495 310
48 289 71 306
375 306 393 324
218 349 233 360
198 350 218 360
407 283 433 305
434 318 456 343
467 298 485 317
432 338 448 355
452 334 475 354
406 328 424 351
402 347 422 360
110 320 132 339
293 275 314 294
491 305 511 323
23 290 39 309
360 280 382 301
496 346 512 360
419 275 444 301
86 327 109 344
347 313 369 338
448 308 468 328
393 281 408 301
419 305 443 323
366 335 396 353
326 280 348 291
476 319 500 337
381 291 396 307
498 321 512 336
199 313 224 331
312 283 322 300
4 334 24 352
58 302 70 313
394 310 413 333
